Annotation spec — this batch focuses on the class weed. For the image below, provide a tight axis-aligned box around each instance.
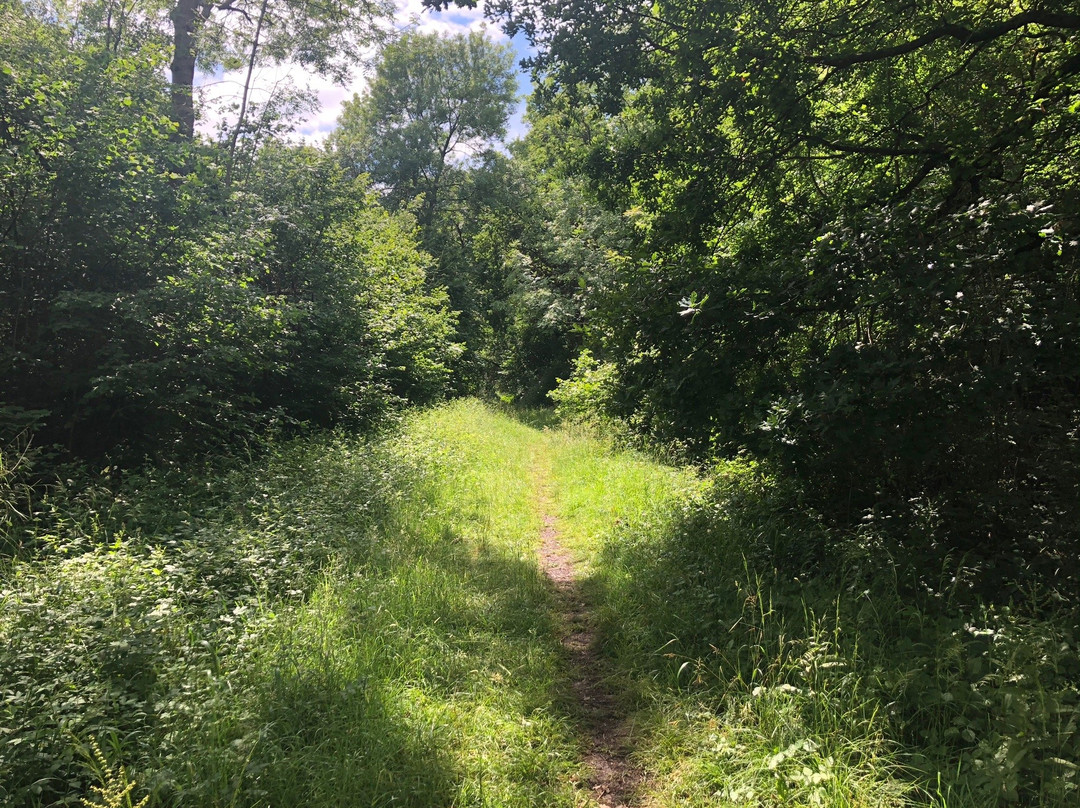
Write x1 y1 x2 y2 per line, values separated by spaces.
0 401 580 807
79 739 149 808
556 431 1080 807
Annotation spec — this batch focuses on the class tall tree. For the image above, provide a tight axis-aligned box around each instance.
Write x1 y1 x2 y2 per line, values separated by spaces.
330 30 517 388
331 30 517 230
169 0 391 137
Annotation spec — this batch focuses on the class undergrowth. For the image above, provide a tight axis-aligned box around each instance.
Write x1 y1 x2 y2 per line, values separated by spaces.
549 435 1080 807
3 401 1076 807
0 400 579 807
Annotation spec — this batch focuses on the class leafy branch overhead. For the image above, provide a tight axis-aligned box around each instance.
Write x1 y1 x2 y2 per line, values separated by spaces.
168 0 392 136
811 9 1080 67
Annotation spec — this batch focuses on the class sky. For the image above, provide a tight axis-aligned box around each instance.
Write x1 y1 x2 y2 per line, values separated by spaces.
195 0 534 145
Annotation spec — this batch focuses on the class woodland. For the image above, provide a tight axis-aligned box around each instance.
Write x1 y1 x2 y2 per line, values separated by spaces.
1 0 1079 806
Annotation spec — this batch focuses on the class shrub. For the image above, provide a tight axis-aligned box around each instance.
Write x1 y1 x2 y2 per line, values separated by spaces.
548 350 620 424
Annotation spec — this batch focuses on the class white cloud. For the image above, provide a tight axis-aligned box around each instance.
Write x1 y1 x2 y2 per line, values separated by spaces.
195 0 531 145
395 0 492 37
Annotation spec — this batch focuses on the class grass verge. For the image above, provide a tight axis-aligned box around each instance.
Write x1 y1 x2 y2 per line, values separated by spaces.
1 400 579 807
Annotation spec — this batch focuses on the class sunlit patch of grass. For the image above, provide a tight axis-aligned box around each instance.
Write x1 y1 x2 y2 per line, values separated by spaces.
5 401 1075 807
172 399 584 806
545 429 697 575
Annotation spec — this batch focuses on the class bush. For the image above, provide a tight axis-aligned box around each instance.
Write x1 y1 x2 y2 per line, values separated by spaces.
0 434 403 806
588 456 1080 806
548 350 620 424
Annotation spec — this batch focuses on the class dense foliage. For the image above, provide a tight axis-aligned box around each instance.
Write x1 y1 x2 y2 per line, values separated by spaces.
332 31 534 390
4 0 1080 804
484 0 1080 597
1 0 455 479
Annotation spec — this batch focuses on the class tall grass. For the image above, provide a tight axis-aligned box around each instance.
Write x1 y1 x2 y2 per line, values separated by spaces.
0 401 580 807
547 431 1080 807
3 401 1076 807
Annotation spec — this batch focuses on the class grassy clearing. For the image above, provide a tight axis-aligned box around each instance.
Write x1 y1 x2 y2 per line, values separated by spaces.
1 400 579 807
3 401 1076 807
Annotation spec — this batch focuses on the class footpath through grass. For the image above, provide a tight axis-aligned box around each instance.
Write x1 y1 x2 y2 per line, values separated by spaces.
2 400 1077 807
2 401 580 807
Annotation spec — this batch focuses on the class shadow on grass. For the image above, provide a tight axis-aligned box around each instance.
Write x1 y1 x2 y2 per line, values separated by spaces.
492 401 562 431
184 519 577 808
582 494 1080 808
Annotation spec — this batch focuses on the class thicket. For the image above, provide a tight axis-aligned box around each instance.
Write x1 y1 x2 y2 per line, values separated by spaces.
467 0 1080 603
328 29 592 400
1 0 455 496
1 437 401 805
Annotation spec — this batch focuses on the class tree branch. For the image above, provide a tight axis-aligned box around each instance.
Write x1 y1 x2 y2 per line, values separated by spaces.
814 11 1080 68
806 135 946 158
217 0 254 24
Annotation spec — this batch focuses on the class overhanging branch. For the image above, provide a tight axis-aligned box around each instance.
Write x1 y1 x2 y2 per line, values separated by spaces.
806 135 946 158
814 11 1080 68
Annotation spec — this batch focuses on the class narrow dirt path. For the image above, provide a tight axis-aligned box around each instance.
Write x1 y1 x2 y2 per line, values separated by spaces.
536 477 645 808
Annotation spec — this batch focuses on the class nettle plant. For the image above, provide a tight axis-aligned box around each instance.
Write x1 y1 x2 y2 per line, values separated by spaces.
0 435 403 806
875 604 1080 804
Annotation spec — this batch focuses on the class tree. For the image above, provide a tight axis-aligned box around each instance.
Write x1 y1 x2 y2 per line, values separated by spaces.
2 0 456 464
169 0 391 138
481 97 634 403
331 30 517 230
1 0 190 456
95 152 457 455
244 142 458 424
330 30 517 388
470 0 1080 594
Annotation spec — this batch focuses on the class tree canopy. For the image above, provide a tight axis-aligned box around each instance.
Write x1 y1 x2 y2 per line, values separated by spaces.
1 0 455 462
332 30 517 224
468 0 1080 591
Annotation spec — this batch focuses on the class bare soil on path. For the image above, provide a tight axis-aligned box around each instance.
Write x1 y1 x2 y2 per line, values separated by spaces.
537 501 645 807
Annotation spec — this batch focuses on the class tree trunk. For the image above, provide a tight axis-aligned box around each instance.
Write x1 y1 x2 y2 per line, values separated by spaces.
170 0 201 138
225 0 270 192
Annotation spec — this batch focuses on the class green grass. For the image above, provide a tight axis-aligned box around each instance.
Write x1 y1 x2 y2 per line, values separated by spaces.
543 426 697 571
539 430 911 807
543 433 1078 808
1 401 582 807
2 400 1077 807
